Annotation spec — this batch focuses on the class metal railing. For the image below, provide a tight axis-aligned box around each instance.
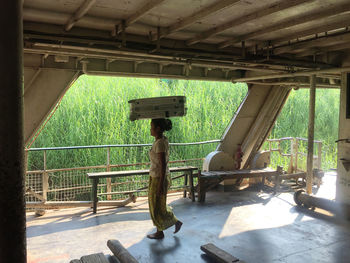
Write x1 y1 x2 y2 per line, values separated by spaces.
266 137 322 173
25 140 221 205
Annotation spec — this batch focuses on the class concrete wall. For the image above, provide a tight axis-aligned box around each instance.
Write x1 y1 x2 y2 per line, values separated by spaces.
336 72 350 204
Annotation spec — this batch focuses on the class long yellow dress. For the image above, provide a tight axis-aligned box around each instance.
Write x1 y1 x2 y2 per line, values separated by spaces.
148 137 178 231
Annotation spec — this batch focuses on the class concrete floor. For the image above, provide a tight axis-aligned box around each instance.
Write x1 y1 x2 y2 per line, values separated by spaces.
27 172 350 263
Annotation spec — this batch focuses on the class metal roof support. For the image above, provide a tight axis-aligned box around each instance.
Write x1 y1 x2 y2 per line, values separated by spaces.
116 0 166 34
306 74 316 194
0 1 26 262
294 42 350 58
186 0 310 46
24 68 41 95
271 19 350 47
243 81 340 89
274 31 350 56
152 0 240 40
64 0 96 31
219 2 350 48
232 66 350 82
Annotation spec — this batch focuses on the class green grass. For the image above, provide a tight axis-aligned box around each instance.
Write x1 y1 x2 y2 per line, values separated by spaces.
267 88 340 170
27 77 340 171
27 76 247 170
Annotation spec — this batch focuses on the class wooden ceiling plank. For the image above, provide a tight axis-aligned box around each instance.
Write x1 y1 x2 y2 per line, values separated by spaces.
219 2 350 49
65 0 96 31
154 0 241 40
118 0 166 33
186 0 312 46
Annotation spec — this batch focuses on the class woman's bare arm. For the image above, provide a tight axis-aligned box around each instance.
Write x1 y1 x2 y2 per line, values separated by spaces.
157 152 166 195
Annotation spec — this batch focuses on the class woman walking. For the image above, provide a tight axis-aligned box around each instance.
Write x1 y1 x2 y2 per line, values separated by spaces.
147 118 182 239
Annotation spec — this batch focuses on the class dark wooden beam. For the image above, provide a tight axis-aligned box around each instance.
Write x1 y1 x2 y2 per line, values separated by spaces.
152 0 241 40
186 0 311 46
116 0 166 33
64 0 96 31
219 2 350 49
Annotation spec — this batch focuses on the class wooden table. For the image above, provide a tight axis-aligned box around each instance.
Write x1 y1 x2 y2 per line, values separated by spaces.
87 166 198 213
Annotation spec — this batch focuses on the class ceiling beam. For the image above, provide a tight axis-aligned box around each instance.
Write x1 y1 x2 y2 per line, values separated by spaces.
273 31 350 55
186 0 311 46
270 18 350 46
151 0 241 40
219 2 350 49
24 44 281 73
64 0 96 31
245 81 340 89
116 0 166 34
232 67 350 82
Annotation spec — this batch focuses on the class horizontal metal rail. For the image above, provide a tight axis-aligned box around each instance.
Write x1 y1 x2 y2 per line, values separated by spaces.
26 139 222 151
25 140 217 207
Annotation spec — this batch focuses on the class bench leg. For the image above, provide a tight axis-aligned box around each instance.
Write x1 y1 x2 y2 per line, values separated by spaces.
274 166 283 194
183 173 188 198
197 171 206 203
189 171 195 202
92 178 99 213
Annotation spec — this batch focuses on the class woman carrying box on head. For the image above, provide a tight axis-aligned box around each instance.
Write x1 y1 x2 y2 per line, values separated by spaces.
147 118 183 239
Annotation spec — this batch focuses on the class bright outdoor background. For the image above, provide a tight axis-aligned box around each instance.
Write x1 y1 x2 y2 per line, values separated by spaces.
27 76 339 171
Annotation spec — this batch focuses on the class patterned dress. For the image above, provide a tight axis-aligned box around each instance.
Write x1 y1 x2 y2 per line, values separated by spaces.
148 136 178 231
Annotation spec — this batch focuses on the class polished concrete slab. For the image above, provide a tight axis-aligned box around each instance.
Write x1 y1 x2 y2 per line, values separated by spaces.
27 172 350 263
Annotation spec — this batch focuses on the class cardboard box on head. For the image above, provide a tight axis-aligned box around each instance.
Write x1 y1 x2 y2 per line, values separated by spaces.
128 96 187 121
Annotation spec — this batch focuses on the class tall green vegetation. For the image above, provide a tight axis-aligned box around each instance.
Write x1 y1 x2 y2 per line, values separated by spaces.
27 76 340 171
28 76 247 170
268 88 340 170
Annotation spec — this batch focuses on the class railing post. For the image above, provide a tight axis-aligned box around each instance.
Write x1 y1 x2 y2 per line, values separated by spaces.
24 150 29 173
42 150 49 201
295 138 299 172
106 147 112 200
317 142 322 170
289 138 294 173
306 74 316 194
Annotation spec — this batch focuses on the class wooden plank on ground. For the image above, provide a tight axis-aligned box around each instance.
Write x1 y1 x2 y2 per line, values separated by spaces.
107 240 139 263
80 253 110 263
200 243 241 263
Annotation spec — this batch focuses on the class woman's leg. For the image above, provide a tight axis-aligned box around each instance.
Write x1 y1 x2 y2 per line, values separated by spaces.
147 177 180 238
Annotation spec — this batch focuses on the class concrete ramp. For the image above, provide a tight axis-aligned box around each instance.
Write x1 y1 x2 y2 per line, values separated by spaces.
24 55 80 145
204 84 291 171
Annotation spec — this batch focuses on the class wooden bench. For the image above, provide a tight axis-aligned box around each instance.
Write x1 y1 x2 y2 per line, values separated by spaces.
87 166 198 213
197 167 283 202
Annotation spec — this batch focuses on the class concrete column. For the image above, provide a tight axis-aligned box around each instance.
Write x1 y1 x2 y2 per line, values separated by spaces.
0 1 26 263
336 72 350 204
306 74 316 194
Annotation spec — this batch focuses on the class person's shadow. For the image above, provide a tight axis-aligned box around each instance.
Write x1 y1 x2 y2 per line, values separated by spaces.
148 236 181 263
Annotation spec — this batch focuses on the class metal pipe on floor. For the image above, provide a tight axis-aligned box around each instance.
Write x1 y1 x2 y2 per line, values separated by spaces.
306 75 316 194
294 190 350 219
0 1 26 262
